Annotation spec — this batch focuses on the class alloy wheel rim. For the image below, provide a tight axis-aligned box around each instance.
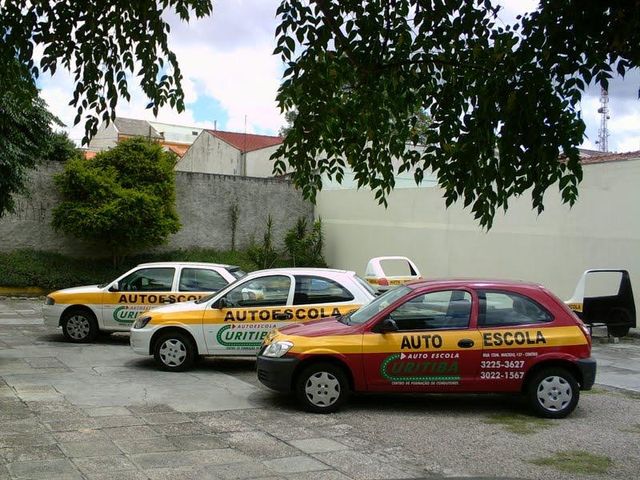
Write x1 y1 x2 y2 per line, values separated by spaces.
537 375 572 412
305 371 340 407
159 339 187 367
67 315 90 340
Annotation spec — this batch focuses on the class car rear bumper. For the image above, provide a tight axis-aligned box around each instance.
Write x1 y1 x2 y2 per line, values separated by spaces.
576 357 597 390
256 356 300 392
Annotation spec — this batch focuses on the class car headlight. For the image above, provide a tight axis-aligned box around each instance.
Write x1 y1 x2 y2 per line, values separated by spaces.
44 296 55 306
132 316 152 329
262 341 294 358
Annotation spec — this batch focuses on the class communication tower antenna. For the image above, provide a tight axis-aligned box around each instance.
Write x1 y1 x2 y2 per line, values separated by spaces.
596 87 610 152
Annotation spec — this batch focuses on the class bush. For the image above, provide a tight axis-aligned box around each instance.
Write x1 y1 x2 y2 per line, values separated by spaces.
284 217 326 267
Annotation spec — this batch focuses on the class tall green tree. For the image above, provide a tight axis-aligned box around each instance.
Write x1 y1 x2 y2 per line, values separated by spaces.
52 138 181 263
0 61 58 217
272 1 640 227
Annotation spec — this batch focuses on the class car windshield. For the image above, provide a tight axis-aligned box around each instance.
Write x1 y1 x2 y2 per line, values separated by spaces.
349 285 410 324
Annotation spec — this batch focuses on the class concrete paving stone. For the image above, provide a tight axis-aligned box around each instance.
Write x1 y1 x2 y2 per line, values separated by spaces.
167 434 228 451
286 471 354 480
132 449 252 470
0 465 8 480
150 421 212 437
84 406 133 417
85 471 151 480
92 415 147 428
113 436 178 455
103 425 161 440
52 429 108 443
72 455 138 475
0 433 56 448
227 431 299 460
127 404 176 415
288 438 349 454
142 412 192 425
0 445 64 463
196 413 254 433
59 439 123 457
267 425 322 441
183 448 252 466
145 466 209 480
24 357 66 369
0 419 49 436
262 456 331 474
17 391 65 402
311 451 408 480
13 384 58 393
209 461 278 480
7 458 82 480
44 417 99 432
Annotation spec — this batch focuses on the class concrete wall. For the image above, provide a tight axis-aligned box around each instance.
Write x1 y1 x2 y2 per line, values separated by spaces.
316 159 640 305
87 123 118 151
0 164 313 256
176 132 241 175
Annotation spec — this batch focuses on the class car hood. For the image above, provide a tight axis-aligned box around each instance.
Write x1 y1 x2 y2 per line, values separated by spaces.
50 285 102 297
148 300 205 315
278 316 359 337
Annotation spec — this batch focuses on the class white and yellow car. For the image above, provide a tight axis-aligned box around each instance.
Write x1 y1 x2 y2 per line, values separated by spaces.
43 262 245 342
364 256 422 293
130 268 376 371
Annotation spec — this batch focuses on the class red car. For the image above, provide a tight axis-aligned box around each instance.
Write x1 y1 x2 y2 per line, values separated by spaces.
257 279 596 418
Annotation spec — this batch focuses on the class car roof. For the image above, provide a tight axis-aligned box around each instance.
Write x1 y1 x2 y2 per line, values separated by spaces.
135 261 240 269
405 278 544 290
249 267 355 276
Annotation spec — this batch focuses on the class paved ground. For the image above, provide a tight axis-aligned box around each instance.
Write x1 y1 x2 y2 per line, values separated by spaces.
1 297 640 480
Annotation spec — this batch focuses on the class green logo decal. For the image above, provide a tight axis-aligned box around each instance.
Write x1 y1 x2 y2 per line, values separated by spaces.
380 353 461 382
216 325 268 348
113 306 143 323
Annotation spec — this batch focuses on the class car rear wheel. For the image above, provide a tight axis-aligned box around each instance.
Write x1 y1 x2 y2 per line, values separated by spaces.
526 367 579 419
62 308 99 343
295 362 349 413
154 332 196 372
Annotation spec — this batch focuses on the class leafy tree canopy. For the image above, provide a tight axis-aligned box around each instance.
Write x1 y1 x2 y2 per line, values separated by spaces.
0 61 59 217
272 0 640 227
52 138 181 262
43 131 82 163
0 0 212 144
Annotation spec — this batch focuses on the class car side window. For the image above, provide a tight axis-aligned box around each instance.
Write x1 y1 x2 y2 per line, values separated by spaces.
388 290 472 331
293 276 355 305
119 268 175 292
478 290 553 327
179 268 228 292
225 275 291 307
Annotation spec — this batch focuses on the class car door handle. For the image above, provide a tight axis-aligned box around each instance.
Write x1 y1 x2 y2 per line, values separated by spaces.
273 313 293 320
458 339 474 348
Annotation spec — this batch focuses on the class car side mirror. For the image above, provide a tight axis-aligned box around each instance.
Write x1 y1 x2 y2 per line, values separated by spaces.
375 318 399 333
108 282 120 292
214 297 228 309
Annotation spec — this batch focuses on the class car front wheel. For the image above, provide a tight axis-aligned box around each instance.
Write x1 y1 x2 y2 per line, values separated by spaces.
295 362 349 414
62 309 99 343
153 332 196 372
526 367 579 419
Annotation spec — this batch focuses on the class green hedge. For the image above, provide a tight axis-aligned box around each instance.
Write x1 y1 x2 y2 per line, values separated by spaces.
0 249 269 291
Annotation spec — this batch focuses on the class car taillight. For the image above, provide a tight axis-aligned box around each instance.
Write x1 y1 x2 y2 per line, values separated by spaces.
577 320 591 342
378 278 389 286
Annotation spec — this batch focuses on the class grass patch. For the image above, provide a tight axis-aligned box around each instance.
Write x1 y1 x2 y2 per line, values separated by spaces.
484 413 551 435
0 248 271 291
530 450 612 475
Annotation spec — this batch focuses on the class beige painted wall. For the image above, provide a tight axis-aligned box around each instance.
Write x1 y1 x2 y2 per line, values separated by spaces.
316 159 640 305
176 133 241 175
245 145 281 177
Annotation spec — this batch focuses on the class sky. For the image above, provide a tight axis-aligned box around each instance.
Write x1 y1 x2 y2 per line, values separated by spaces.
38 0 640 152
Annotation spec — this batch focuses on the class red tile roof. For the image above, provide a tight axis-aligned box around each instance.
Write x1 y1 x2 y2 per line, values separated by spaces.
580 150 640 165
206 130 283 153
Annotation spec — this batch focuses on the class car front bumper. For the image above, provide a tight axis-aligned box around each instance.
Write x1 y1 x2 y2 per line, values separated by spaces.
130 327 154 355
576 357 597 390
256 356 301 392
42 304 64 328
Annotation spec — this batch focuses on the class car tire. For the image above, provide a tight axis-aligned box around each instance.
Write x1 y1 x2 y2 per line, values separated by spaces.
153 331 196 372
61 308 99 343
526 367 579 419
295 362 349 414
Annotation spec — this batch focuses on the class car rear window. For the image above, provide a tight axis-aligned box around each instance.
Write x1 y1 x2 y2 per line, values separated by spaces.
478 290 553 327
179 268 228 292
293 276 355 305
